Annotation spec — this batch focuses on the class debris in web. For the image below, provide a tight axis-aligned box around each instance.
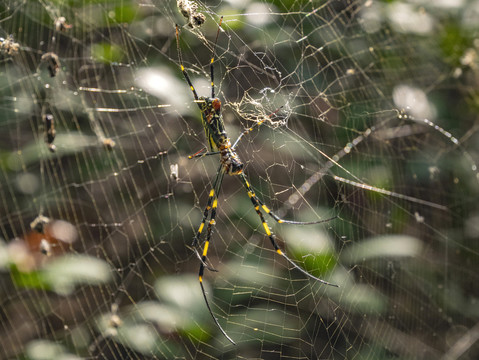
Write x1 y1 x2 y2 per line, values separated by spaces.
43 114 57 153
0 35 19 55
54 17 72 32
177 0 206 28
41 52 61 77
30 215 51 234
102 138 116 151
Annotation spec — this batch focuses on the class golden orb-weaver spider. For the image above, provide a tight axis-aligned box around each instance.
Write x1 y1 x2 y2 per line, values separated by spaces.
175 17 338 345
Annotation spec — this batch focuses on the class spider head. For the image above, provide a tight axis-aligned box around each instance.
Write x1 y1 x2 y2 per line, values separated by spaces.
199 97 221 114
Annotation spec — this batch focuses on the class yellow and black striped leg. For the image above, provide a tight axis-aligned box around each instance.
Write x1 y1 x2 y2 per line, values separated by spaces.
197 169 236 344
192 165 224 247
255 196 338 226
198 223 236 345
192 188 215 249
192 165 225 272
238 174 337 226
175 24 203 106
239 173 338 287
191 187 217 273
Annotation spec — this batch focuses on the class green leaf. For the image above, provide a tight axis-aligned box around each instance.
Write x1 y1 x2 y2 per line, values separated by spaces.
283 226 337 277
91 43 124 64
10 264 50 290
43 254 112 295
25 339 81 360
341 235 423 265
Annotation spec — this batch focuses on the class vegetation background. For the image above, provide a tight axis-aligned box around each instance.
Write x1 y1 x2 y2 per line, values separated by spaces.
0 0 477 359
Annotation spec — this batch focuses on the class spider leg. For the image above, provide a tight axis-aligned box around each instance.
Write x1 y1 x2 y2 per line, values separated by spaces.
191 165 225 273
199 226 236 345
239 175 337 225
189 147 208 159
210 16 223 98
231 119 264 149
239 173 338 287
175 24 202 108
199 212 237 345
255 196 338 226
192 247 218 273
199 279 236 344
192 164 223 247
196 167 236 344
188 147 221 159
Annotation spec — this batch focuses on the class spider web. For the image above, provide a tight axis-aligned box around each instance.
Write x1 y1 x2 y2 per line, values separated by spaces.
0 0 478 359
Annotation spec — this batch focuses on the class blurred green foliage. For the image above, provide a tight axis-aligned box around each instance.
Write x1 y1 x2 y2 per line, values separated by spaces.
0 0 477 359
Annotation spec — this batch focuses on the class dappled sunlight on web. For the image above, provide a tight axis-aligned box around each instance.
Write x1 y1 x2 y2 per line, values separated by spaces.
0 0 478 359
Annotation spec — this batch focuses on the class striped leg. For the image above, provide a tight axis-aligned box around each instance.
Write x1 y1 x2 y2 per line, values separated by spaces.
192 165 224 247
239 173 338 287
231 115 337 226
229 106 338 226
175 24 203 109
195 168 235 344
255 195 337 226
238 174 337 226
198 182 236 345
191 165 224 272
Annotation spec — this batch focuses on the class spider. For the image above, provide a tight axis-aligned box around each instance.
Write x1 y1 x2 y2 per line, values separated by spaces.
175 17 338 345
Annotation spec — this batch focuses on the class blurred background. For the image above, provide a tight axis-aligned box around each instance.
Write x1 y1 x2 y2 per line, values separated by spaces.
0 0 478 359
